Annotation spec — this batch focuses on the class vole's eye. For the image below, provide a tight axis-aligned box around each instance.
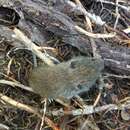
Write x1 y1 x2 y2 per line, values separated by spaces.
70 61 77 69
77 84 82 89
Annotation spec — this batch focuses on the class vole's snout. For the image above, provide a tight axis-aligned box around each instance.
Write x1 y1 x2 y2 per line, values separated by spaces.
96 59 104 71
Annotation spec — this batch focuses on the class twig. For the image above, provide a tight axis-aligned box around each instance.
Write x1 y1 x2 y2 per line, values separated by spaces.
12 28 57 66
93 76 104 107
0 92 61 130
55 98 70 108
93 92 102 107
75 25 116 38
0 92 40 117
97 0 130 11
114 0 120 29
52 102 130 116
39 98 47 130
37 46 56 51
0 123 9 130
7 57 14 76
123 27 130 34
104 73 130 79
0 72 18 82
67 0 105 26
74 0 99 58
0 79 33 92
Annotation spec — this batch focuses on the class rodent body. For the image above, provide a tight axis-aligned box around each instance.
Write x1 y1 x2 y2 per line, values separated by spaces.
29 57 104 99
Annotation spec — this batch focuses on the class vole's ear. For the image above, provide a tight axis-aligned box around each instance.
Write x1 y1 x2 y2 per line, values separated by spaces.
70 61 77 69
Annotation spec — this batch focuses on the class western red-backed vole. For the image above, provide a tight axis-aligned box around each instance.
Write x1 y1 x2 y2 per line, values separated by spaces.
29 57 104 99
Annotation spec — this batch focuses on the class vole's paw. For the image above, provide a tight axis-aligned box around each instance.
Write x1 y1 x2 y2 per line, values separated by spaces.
48 98 55 104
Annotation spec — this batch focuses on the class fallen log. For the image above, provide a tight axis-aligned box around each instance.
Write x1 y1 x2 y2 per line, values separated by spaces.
0 0 129 75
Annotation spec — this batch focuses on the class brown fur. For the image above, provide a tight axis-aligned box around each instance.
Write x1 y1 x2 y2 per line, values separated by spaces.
29 57 104 98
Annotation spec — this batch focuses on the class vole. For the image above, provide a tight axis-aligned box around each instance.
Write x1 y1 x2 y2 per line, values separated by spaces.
29 57 104 99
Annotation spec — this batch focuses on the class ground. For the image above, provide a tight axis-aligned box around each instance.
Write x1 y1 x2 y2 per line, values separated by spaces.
0 0 129 130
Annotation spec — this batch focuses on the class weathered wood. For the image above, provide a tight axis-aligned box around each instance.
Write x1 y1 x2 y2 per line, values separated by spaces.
97 40 130 75
0 0 130 75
